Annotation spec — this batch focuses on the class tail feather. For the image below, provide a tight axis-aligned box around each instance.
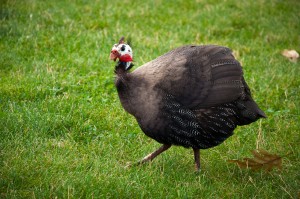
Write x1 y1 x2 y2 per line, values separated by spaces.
237 100 266 126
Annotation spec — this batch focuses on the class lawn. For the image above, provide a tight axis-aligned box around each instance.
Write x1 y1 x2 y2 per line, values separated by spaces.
1 0 299 198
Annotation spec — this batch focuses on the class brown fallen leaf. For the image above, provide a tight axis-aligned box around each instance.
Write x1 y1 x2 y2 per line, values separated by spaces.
281 49 299 63
228 149 282 171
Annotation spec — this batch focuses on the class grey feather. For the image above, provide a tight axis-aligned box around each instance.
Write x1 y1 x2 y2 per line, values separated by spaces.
114 45 266 149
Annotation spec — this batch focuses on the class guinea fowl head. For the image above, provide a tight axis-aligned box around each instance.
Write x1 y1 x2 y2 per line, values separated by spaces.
110 37 133 71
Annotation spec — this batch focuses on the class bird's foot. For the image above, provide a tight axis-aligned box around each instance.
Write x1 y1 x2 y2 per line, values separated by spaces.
124 144 172 169
194 163 201 173
124 159 150 169
124 162 133 169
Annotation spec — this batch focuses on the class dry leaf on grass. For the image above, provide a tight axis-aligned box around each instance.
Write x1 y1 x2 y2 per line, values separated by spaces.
228 149 282 171
281 49 299 63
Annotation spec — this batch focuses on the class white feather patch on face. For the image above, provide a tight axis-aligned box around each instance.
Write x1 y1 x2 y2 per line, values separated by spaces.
111 43 133 58
119 44 133 58
111 44 119 52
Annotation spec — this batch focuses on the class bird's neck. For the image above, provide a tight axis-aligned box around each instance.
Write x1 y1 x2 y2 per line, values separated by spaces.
114 62 131 95
114 61 133 75
114 62 135 115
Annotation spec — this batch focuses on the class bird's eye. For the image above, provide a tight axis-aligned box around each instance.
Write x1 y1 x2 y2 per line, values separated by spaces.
121 45 126 51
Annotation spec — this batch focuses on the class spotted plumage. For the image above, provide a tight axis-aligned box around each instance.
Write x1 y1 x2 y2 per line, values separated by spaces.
110 40 266 171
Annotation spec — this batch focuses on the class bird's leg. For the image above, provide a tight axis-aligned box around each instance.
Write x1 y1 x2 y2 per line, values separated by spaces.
137 144 172 165
193 148 201 172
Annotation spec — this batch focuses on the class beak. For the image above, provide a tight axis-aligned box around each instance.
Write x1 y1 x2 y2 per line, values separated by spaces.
110 50 120 61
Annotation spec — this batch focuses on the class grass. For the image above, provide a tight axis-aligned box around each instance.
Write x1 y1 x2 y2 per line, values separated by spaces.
0 0 299 198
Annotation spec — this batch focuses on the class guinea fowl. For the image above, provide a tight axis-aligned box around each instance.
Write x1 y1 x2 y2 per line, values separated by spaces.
109 37 266 171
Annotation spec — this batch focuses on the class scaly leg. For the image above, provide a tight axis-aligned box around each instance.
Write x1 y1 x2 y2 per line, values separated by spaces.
137 144 172 165
193 148 201 171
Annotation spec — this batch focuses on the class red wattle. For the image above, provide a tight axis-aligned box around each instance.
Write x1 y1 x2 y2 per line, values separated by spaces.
119 54 133 62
